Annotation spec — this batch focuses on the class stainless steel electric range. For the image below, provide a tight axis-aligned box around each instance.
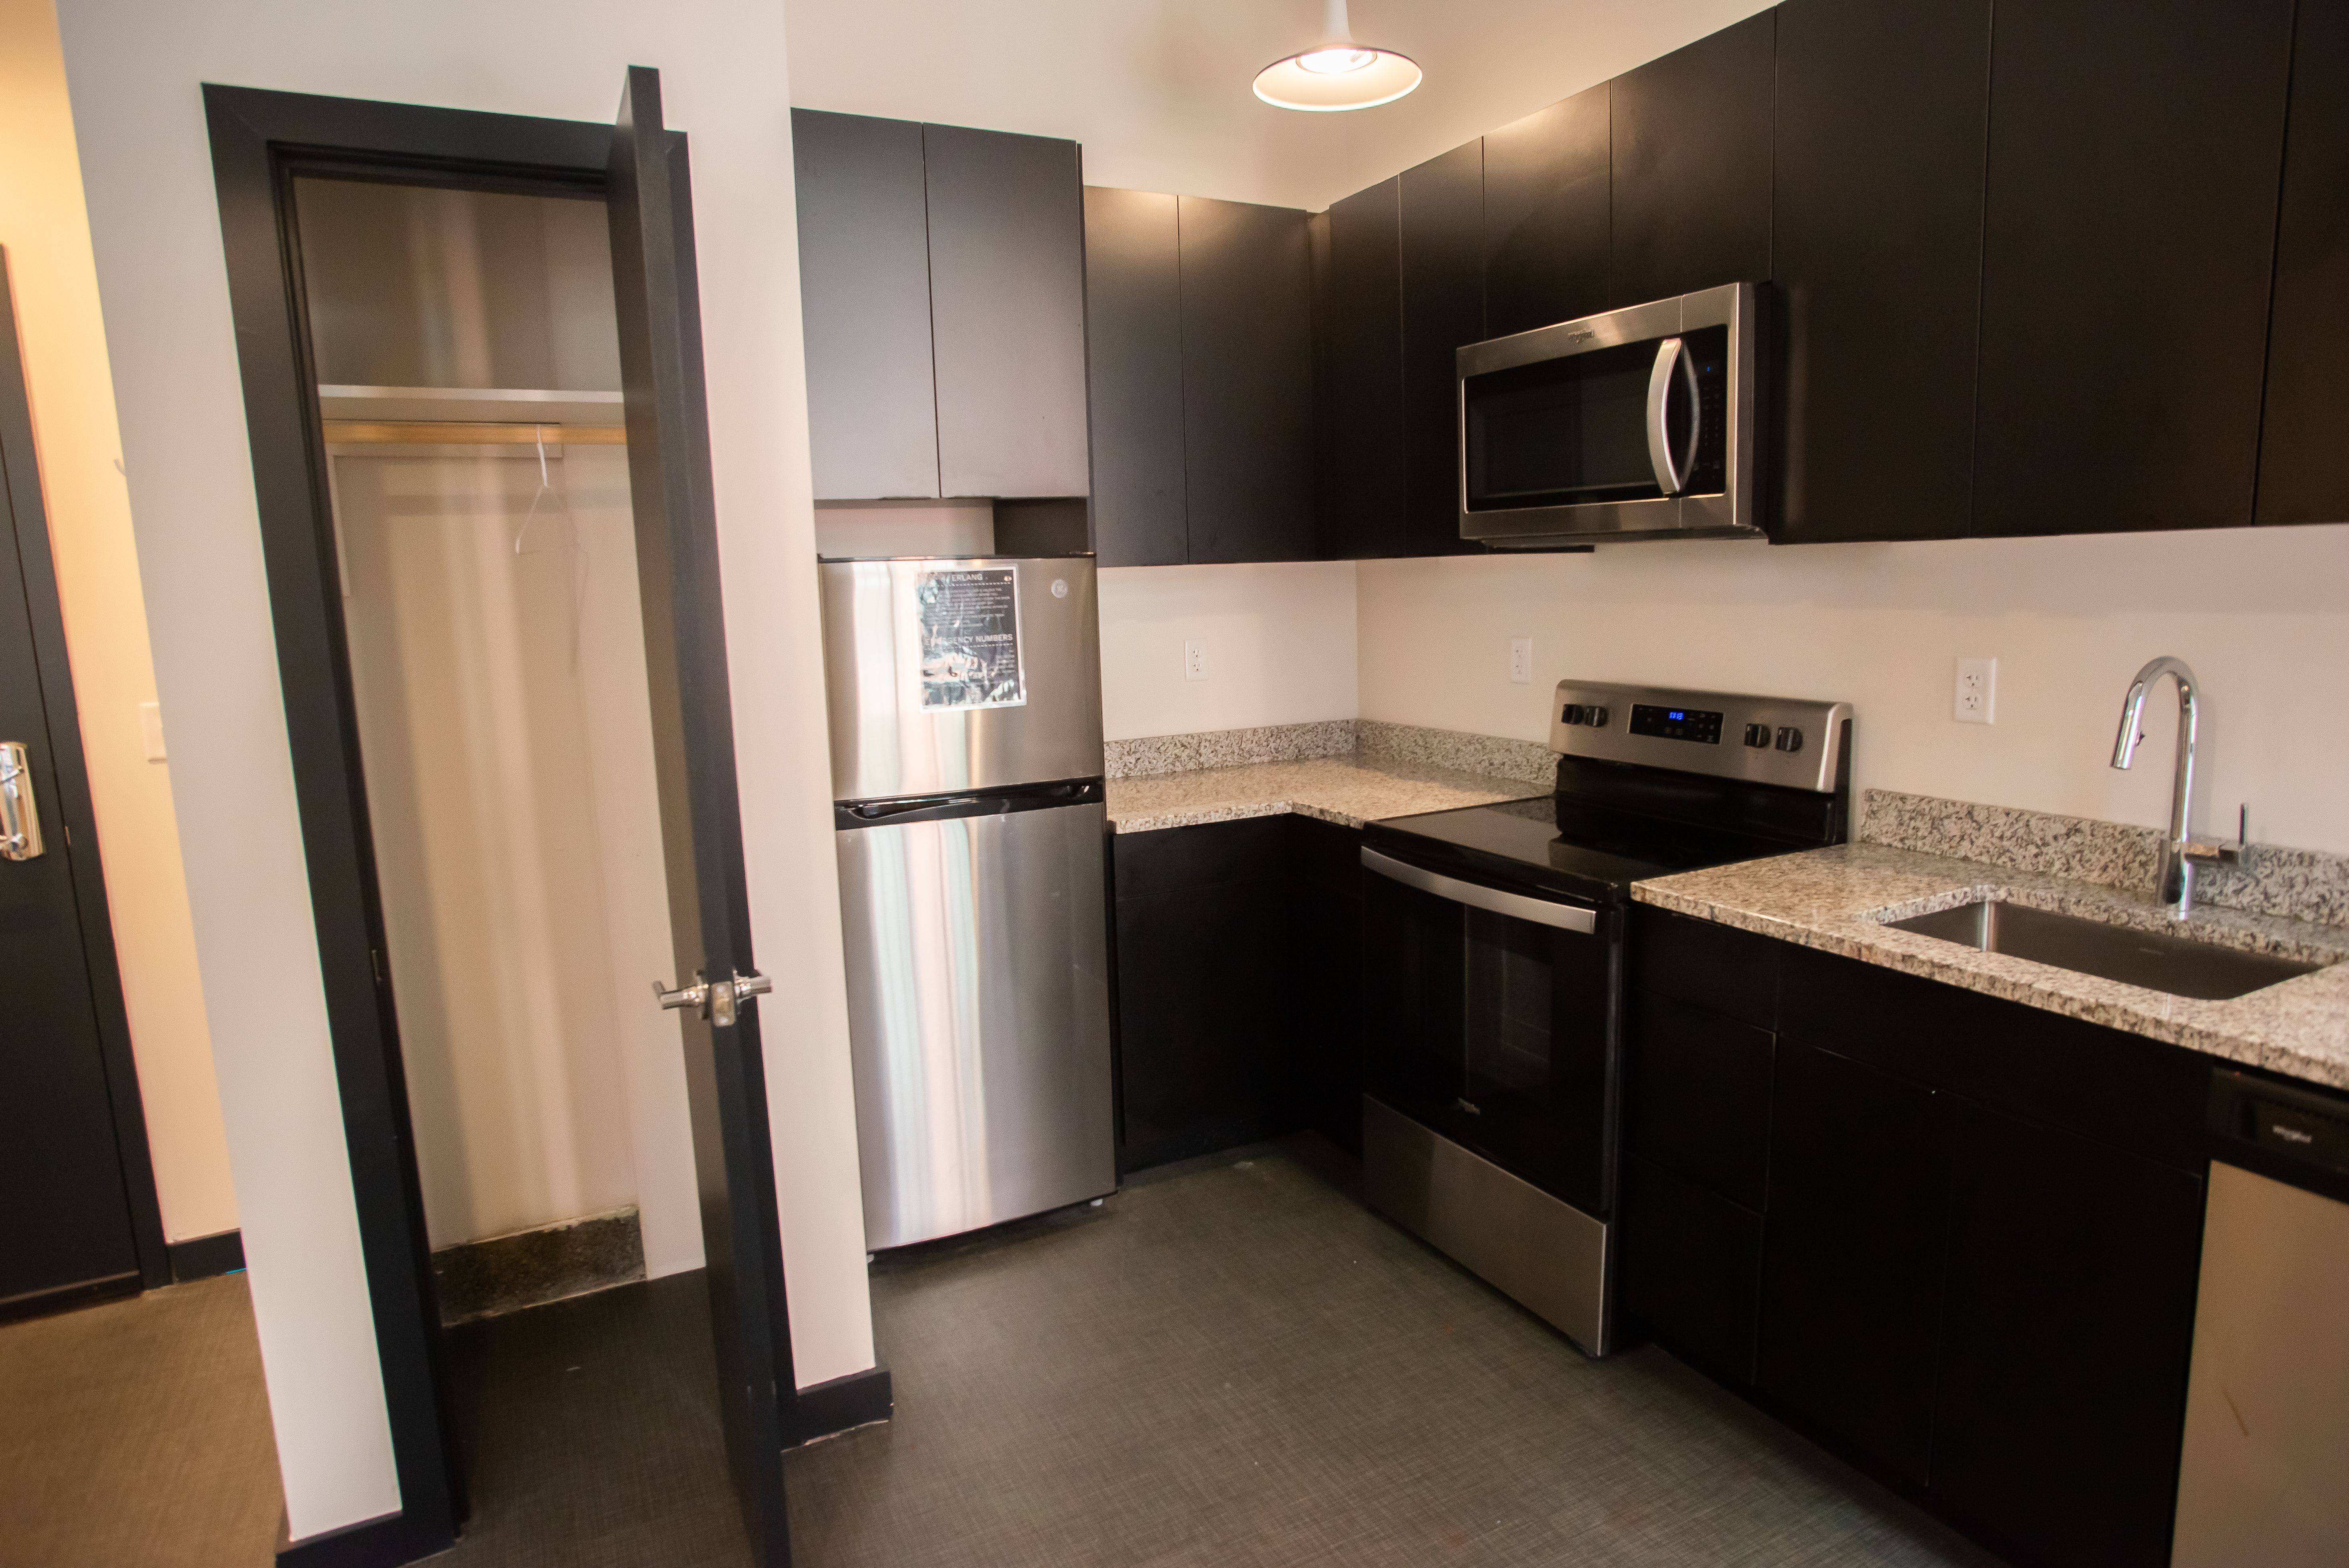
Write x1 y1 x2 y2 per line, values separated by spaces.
1356 680 1853 1354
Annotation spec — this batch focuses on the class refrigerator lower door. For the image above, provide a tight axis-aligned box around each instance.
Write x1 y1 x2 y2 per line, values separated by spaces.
836 797 1115 1249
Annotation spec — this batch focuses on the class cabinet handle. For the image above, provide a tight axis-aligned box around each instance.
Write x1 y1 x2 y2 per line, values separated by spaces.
0 742 44 862
1645 336 1699 496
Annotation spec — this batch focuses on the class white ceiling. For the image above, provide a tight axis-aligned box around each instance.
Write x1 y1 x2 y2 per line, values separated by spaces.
783 0 1775 211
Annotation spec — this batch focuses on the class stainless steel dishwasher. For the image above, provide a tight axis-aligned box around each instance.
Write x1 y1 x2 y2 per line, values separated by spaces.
2171 1071 2349 1568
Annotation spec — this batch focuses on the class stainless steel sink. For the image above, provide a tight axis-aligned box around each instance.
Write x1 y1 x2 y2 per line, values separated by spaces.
1885 899 2324 1001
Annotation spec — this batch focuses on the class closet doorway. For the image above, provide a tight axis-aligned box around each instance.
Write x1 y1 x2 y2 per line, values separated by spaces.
206 74 796 1567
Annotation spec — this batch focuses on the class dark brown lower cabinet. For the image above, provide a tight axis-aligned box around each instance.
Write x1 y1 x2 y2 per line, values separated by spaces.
1757 1040 1951 1487
1111 815 1362 1170
1621 1158 1763 1385
1931 1102 2205 1568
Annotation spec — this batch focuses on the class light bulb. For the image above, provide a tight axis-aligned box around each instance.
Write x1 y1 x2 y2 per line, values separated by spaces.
1297 47 1376 75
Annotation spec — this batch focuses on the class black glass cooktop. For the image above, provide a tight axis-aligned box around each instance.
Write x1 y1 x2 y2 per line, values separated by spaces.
1363 791 1819 905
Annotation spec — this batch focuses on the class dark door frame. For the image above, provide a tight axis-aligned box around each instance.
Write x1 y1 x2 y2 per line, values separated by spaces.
203 81 799 1567
0 247 173 1306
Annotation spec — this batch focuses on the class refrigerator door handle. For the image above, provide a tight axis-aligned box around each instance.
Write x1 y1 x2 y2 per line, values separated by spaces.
847 795 981 822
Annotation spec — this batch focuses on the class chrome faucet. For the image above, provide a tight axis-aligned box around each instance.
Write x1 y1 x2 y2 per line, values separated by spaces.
2110 656 2245 917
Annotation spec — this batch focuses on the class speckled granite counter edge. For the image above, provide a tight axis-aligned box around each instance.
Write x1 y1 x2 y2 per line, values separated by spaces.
1106 719 1557 786
1635 844 2349 1093
1862 787 2349 929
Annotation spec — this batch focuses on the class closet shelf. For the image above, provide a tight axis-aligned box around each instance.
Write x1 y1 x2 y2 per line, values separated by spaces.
318 384 627 432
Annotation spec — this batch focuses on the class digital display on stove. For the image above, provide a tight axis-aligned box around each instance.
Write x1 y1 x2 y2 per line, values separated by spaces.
1629 704 1724 744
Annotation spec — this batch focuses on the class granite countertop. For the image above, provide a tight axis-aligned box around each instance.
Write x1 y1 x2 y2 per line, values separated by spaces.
1634 842 2349 1092
1104 754 1540 836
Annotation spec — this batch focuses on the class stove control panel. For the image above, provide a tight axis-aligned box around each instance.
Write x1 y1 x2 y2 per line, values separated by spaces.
1551 681 1851 794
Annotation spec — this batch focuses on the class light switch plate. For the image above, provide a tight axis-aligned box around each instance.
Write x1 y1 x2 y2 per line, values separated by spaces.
1509 636 1533 684
1183 640 1208 682
139 701 166 761
1953 658 1996 724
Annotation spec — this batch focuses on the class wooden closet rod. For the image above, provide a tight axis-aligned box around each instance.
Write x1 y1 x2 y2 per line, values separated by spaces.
322 421 627 446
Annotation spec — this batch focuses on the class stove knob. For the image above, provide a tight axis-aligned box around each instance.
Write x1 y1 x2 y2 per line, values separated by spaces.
1560 704 1585 726
1774 726 1805 754
1584 705 1609 728
1743 723 1772 749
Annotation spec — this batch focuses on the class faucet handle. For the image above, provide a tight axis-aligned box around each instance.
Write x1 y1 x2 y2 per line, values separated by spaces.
2182 805 2253 872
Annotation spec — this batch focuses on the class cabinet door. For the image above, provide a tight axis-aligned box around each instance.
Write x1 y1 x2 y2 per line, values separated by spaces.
2256 0 2349 525
1972 0 2293 535
1082 187 1187 566
1291 817 1365 1155
1178 196 1316 563
1483 85 1611 340
923 124 1091 499
1759 1040 1949 1485
1321 178 1407 559
1112 820 1300 1168
1931 1104 2205 1568
1608 10 1774 309
791 110 939 499
1771 0 1991 543
1398 142 1488 558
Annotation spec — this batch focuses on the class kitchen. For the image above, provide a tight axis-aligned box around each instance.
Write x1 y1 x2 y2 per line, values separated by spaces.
4 0 2346 1566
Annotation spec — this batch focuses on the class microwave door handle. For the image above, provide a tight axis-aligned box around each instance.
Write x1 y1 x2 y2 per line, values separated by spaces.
1645 336 1688 495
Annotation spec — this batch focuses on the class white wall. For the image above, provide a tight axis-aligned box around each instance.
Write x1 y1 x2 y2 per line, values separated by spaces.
0 0 235 1246
785 0 1773 212
57 0 870 1541
1099 562 1358 739
1359 526 2349 856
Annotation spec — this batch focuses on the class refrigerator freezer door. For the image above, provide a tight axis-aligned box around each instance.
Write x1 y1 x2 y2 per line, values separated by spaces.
821 556 1104 800
836 798 1116 1249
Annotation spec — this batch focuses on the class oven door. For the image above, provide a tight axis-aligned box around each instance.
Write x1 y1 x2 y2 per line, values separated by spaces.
1359 847 1617 1219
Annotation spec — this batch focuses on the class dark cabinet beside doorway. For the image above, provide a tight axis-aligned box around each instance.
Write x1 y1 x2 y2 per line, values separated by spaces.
1607 11 1774 311
2256 0 2349 525
1319 178 1408 559
1083 191 1315 566
793 110 1089 502
1483 84 1610 341
1396 142 1486 558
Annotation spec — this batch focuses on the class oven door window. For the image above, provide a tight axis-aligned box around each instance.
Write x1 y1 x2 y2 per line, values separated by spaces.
1364 873 1612 1215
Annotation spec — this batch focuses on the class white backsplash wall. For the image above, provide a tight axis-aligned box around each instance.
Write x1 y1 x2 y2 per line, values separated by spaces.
1357 524 2349 858
1098 561 1359 741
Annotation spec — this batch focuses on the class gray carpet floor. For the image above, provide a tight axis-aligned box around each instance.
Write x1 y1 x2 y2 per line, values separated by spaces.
0 1136 2007 1567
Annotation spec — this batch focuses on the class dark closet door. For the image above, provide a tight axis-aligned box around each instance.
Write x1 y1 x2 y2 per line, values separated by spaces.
1398 141 1486 557
610 68 796 1568
0 251 162 1321
1082 187 1187 566
925 124 1091 499
1772 0 1991 543
791 110 939 500
1972 0 2294 535
1758 1040 1949 1487
2256 0 2349 525
1321 178 1406 559
1178 196 1315 563
1483 84 1611 339
1931 1104 2205 1568
1609 10 1774 309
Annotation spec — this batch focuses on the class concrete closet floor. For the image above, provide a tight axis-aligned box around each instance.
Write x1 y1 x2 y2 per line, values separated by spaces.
0 1137 2006 1567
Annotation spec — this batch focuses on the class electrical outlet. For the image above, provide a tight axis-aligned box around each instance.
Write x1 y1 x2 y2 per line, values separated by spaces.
1953 657 1996 724
1184 639 1208 682
1509 636 1533 684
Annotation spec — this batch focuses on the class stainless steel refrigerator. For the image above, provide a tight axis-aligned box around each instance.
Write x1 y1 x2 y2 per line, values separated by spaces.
820 555 1115 1250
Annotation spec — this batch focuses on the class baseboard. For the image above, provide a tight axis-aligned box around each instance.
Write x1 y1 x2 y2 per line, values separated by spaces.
430 1207 643 1325
275 1508 450 1568
791 1361 893 1446
168 1229 245 1282
0 1270 141 1325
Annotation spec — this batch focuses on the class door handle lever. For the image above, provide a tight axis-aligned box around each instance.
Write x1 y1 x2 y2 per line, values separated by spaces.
0 742 44 862
652 968 772 1027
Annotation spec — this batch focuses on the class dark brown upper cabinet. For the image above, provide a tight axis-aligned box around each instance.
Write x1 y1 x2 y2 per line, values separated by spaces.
1483 83 1611 340
1081 190 1315 565
792 110 939 500
1082 187 1186 566
1319 178 1408 560
1609 11 1774 310
1772 0 1992 543
2256 0 2349 526
923 124 1091 499
1180 196 1317 563
793 112 1089 503
1972 0 2294 536
1398 142 1487 557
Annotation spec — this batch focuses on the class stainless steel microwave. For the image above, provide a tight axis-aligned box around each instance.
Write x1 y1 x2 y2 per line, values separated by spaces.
1457 282 1760 547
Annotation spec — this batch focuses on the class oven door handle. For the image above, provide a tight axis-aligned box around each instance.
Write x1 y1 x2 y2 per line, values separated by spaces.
1360 847 1598 934
1645 336 1698 496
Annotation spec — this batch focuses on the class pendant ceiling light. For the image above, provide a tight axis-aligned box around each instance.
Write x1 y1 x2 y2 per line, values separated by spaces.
1254 0 1422 113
